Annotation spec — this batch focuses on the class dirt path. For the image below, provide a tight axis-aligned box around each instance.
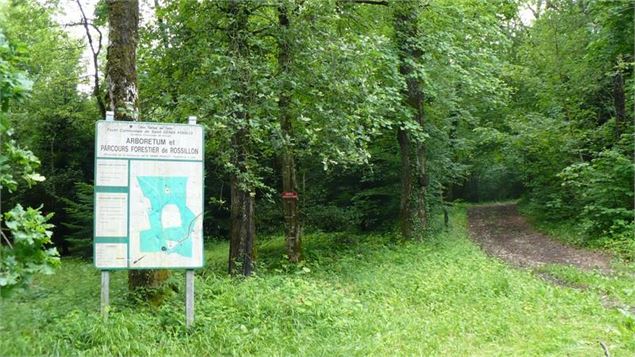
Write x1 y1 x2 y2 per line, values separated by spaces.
467 203 612 272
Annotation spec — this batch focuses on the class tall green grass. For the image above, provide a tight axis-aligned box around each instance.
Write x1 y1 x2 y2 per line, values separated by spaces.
1 209 633 356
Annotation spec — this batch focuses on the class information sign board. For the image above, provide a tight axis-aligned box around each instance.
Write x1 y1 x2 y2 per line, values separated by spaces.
94 121 204 269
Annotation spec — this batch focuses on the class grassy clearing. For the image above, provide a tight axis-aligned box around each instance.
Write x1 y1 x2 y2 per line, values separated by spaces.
1 208 634 356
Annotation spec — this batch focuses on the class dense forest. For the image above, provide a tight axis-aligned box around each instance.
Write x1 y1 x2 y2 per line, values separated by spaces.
0 0 634 354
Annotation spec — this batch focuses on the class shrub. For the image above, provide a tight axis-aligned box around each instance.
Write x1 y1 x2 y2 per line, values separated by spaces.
558 149 634 243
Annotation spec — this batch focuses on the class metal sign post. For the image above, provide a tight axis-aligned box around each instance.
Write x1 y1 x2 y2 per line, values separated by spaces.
100 111 114 319
185 269 194 328
185 116 196 329
100 270 110 318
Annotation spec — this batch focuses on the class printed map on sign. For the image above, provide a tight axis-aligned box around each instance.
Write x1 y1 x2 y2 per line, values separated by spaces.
127 159 204 268
137 176 195 258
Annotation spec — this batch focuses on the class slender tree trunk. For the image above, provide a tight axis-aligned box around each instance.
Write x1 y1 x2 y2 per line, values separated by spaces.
77 0 105 118
393 1 428 239
613 65 625 139
226 0 256 276
105 0 169 297
442 113 459 229
278 5 301 262
229 170 255 276
397 128 413 237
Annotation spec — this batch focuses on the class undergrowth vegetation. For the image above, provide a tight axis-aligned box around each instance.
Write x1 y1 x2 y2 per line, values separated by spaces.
2 209 633 356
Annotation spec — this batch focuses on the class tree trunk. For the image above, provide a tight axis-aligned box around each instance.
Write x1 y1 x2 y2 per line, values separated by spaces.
228 173 255 276
393 1 428 239
613 65 625 139
106 0 139 121
442 112 459 229
278 5 301 262
226 0 256 276
397 128 413 237
105 0 169 297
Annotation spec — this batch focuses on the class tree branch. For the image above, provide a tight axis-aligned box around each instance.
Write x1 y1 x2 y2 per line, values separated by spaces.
76 0 106 117
1 229 14 249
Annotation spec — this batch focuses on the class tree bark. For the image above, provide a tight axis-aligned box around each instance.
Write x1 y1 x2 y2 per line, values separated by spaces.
105 0 169 297
613 65 625 139
277 5 301 263
442 112 459 229
397 128 414 237
106 0 139 121
393 1 428 239
226 0 256 276
229 173 255 276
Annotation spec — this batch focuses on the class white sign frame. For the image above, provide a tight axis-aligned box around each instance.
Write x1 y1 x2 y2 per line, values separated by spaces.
93 120 204 270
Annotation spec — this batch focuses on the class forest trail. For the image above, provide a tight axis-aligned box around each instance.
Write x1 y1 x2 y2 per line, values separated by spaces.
467 203 612 272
